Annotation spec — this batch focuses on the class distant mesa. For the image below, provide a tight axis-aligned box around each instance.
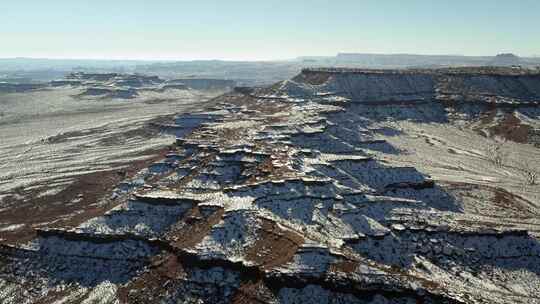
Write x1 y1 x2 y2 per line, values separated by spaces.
66 72 163 87
50 80 82 87
79 87 139 99
67 72 120 82
42 72 237 99
164 78 236 91
299 52 540 69
112 75 163 88
64 72 235 91
158 83 189 91
489 53 522 66
290 66 540 105
0 82 46 93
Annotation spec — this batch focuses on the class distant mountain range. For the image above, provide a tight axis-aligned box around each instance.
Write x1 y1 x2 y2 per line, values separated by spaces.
2 53 539 85
298 53 540 68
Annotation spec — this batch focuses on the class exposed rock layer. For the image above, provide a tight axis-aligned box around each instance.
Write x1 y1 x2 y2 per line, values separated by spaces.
1 67 540 303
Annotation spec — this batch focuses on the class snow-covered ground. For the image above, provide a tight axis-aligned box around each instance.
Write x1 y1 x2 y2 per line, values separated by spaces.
373 118 540 207
2 68 540 304
0 86 219 200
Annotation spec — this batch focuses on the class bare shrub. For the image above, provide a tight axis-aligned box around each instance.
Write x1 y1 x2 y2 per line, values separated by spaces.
519 163 538 185
486 141 508 167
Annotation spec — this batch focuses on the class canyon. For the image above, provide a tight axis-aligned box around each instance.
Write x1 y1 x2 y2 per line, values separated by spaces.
1 67 540 303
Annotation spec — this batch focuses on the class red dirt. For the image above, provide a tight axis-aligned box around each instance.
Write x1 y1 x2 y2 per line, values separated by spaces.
167 206 225 249
329 260 359 274
231 280 275 304
489 113 532 143
474 110 532 144
117 253 185 304
245 219 304 269
0 147 169 245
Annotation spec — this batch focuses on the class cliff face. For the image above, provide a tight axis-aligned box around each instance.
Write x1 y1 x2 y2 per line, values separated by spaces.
1 68 540 303
290 68 540 104
332 72 435 102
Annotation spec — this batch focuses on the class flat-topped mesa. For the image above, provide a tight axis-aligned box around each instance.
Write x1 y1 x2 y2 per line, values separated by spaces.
0 82 46 93
301 66 540 76
65 72 164 87
66 72 120 81
289 67 540 104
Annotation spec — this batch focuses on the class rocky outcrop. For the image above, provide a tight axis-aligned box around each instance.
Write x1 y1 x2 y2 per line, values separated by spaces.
290 67 540 104
166 78 236 90
1 67 540 303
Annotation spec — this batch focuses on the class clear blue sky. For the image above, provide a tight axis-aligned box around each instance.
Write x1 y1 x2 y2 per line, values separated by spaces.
2 0 539 60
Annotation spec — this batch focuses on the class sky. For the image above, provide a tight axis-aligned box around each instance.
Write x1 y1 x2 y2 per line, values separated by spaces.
2 0 539 60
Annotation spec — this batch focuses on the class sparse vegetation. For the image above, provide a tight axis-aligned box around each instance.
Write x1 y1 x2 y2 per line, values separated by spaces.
517 162 539 185
486 141 508 167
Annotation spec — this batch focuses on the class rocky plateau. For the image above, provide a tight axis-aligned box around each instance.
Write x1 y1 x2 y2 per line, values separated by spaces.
1 67 540 303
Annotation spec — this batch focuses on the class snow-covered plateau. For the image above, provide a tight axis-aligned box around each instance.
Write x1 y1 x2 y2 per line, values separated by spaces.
1 67 540 303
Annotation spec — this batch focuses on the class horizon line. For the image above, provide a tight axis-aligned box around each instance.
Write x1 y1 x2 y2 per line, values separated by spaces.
1 52 537 62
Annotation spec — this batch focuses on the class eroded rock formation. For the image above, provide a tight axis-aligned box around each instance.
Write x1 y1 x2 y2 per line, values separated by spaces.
1 67 540 303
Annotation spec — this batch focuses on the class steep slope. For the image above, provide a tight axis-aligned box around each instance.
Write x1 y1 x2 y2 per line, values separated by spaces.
1 68 540 303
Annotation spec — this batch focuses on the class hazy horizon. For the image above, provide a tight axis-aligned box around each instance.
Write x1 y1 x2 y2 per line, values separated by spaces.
3 0 539 61
1 52 539 63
